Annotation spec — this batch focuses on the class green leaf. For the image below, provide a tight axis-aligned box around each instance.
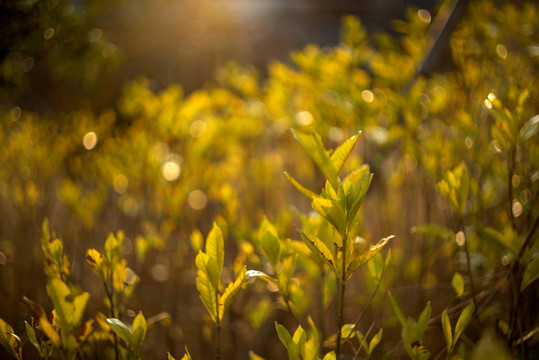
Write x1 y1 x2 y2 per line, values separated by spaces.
410 344 430 360
389 293 407 328
219 267 247 320
436 162 469 216
249 351 265 360
520 114 539 142
245 270 280 287
521 255 539 291
322 351 336 360
368 328 383 356
292 129 338 188
341 165 372 220
346 235 393 280
259 218 281 270
304 317 320 360
312 196 346 234
131 311 147 353
106 318 133 347
0 318 22 360
196 253 218 323
205 223 225 279
340 324 356 339
480 227 520 256
442 309 453 351
292 325 307 353
300 232 336 273
278 255 298 295
416 301 431 340
177 346 192 360
330 131 360 174
275 322 293 349
25 321 40 352
454 301 474 345
452 272 465 297
46 278 89 331
284 172 318 200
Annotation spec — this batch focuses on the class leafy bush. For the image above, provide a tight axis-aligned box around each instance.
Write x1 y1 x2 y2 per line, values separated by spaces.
0 0 538 359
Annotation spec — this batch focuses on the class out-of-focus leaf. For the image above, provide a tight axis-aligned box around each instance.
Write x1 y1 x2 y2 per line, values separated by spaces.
346 236 393 280
521 255 539 291
340 324 356 339
452 272 465 297
246 270 279 287
259 218 281 270
131 312 147 353
284 172 318 200
520 114 539 142
106 318 133 347
219 266 247 320
275 322 293 349
323 351 336 360
441 309 453 351
368 328 383 356
292 129 338 188
47 278 89 331
416 301 431 340
454 301 474 345
249 351 265 360
0 318 22 360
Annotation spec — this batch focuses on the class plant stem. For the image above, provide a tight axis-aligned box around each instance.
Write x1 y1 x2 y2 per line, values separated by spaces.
104 281 119 360
336 230 348 360
215 290 221 360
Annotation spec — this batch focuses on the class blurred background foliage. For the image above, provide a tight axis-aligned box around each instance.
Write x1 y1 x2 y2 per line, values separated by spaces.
0 0 538 359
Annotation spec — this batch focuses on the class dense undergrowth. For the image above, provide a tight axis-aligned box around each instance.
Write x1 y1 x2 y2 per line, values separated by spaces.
1 0 538 359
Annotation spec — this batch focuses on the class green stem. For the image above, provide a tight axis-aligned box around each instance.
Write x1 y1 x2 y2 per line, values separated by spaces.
104 281 119 360
215 290 221 360
336 230 348 360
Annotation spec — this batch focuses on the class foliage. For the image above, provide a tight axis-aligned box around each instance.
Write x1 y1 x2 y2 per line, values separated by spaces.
0 0 538 359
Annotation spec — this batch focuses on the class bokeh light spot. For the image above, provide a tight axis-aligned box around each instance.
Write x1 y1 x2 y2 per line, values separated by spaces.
162 161 181 181
512 200 523 218
44 28 55 40
113 174 128 194
83 132 98 150
10 107 21 121
418 9 431 23
361 89 374 103
456 231 465 246
496 44 508 59
189 120 208 138
296 111 313 126
188 189 208 210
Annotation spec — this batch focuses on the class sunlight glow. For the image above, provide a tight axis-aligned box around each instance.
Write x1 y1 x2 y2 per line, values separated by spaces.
189 120 208 138
417 9 431 24
456 231 465 246
361 89 374 103
496 44 508 59
162 161 181 181
296 111 314 126
113 174 128 193
83 132 98 150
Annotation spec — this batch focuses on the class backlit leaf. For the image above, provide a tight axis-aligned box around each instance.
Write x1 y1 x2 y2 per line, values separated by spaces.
205 223 225 279
330 131 360 174
292 129 338 188
442 309 453 351
312 197 346 233
46 278 89 331
454 301 474 345
106 318 133 347
259 218 281 270
368 328 383 356
346 235 393 280
219 267 247 320
284 172 318 200
275 322 293 349
132 311 147 353
300 232 336 273
452 272 465 297
416 301 431 340
0 318 21 360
